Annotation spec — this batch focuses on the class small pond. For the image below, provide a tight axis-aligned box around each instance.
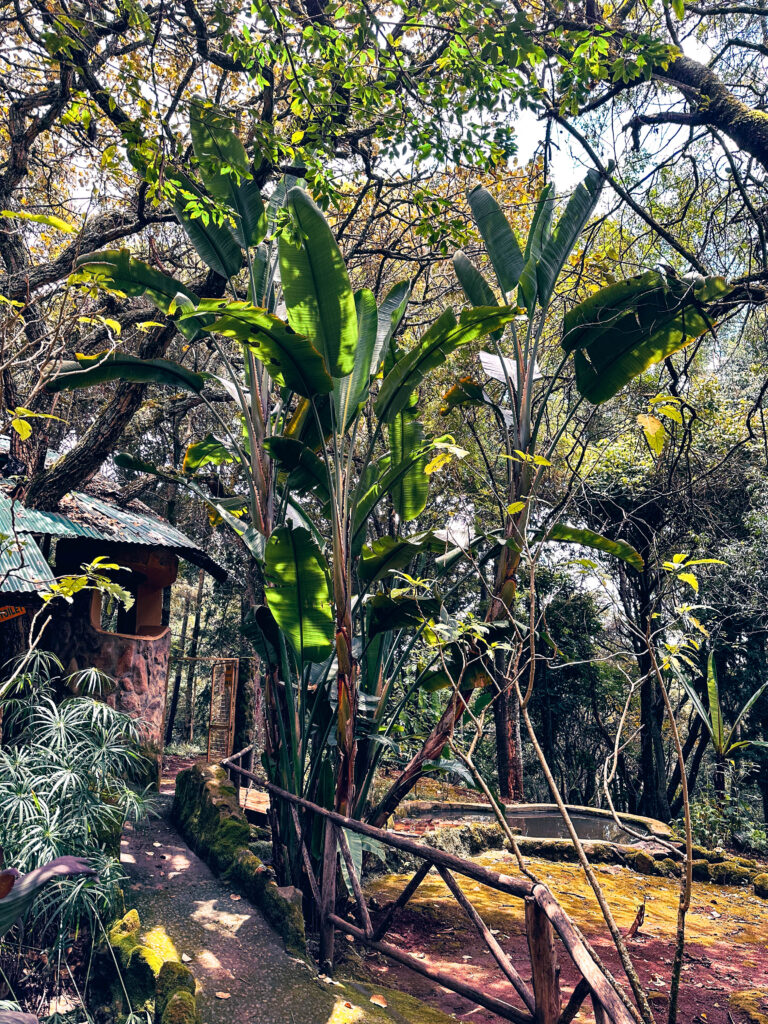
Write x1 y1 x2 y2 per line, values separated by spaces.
405 805 649 843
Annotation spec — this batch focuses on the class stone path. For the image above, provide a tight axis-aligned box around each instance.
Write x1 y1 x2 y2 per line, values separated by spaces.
120 788 452 1024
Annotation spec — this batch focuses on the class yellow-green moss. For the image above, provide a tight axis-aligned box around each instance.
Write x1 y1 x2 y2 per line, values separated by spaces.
100 908 200 1023
173 763 307 955
709 860 752 886
753 872 768 899
161 990 199 1024
156 962 196 1019
729 989 768 1024
367 850 768 948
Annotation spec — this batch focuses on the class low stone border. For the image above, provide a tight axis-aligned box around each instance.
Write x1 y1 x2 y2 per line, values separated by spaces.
172 762 306 955
98 908 199 1023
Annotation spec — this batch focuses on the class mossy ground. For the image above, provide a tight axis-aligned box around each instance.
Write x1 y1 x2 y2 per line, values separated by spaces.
365 851 768 1024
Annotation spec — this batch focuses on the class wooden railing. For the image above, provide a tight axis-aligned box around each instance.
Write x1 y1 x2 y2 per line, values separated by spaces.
222 746 636 1024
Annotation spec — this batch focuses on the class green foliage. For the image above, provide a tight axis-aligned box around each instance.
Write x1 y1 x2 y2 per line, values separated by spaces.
0 652 153 941
264 526 335 665
562 270 730 403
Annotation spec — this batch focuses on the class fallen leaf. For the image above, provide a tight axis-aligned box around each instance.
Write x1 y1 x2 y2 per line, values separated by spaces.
370 995 387 1008
181 953 192 963
215 992 231 1000
230 893 241 901
153 842 162 848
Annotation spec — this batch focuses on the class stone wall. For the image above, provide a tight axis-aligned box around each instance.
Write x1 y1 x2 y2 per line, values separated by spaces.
172 763 307 955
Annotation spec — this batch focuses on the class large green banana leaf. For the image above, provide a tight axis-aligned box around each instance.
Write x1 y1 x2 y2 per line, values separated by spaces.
536 168 604 304
48 352 206 393
189 100 267 250
168 170 243 280
278 188 358 378
562 270 729 404
389 411 429 520
358 532 435 586
453 250 498 309
372 280 411 372
524 183 555 263
334 288 377 428
536 523 643 571
71 249 211 341
196 300 333 396
467 186 524 295
376 305 517 423
351 440 435 553
265 526 334 664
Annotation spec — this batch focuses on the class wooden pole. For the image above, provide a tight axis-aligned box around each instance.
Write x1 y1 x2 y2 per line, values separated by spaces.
533 885 635 1024
372 860 432 941
525 896 561 1024
437 865 536 1014
319 820 337 974
337 824 373 937
329 913 534 1024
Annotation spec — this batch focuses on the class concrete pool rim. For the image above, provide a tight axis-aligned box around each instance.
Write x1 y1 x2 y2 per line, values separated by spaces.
394 800 673 841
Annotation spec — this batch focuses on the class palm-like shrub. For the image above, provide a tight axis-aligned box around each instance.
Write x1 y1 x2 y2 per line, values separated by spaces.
0 652 153 940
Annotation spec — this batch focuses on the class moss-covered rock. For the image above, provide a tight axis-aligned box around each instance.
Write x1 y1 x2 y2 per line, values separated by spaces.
156 961 196 1019
656 857 681 878
99 908 200 1023
753 872 768 899
709 860 753 886
106 910 157 1011
161 990 199 1024
692 859 711 882
623 849 656 875
173 763 307 955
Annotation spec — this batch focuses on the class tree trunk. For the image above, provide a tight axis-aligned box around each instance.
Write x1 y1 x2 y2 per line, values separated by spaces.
184 569 206 744
164 594 191 746
494 686 524 801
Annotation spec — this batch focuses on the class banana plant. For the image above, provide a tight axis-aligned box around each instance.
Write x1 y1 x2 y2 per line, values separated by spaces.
680 653 768 803
372 171 730 817
49 101 516 889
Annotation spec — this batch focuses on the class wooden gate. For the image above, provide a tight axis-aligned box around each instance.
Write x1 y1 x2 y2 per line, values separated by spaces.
207 658 238 762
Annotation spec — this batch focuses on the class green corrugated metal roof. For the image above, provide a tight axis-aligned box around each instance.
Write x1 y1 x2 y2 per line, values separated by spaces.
0 491 225 595
0 522 55 594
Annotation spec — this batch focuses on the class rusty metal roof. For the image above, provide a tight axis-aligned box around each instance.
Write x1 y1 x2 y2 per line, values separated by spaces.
0 491 225 595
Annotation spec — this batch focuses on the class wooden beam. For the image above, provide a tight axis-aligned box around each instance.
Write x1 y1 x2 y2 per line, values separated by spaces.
558 979 590 1024
437 865 536 1015
372 860 432 941
319 821 337 974
329 913 535 1024
532 885 635 1024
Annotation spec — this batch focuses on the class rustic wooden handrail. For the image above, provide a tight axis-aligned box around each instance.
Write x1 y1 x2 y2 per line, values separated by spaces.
221 748 636 1024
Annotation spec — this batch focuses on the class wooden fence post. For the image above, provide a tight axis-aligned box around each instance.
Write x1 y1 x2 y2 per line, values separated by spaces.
319 820 337 974
525 896 561 1024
